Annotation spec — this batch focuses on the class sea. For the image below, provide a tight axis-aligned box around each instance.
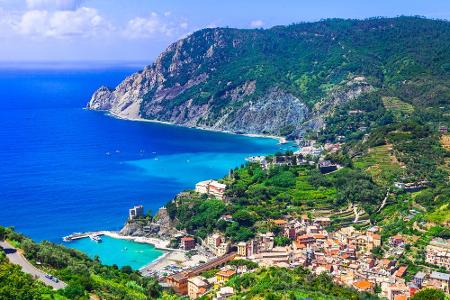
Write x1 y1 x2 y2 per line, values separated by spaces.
0 62 292 268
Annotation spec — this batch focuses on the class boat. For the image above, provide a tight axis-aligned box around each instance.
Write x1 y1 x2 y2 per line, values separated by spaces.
89 235 102 243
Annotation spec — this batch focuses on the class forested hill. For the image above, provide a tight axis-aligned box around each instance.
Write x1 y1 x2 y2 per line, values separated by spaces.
89 16 450 137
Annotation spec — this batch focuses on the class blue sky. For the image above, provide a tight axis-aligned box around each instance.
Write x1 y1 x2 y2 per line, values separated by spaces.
0 0 449 62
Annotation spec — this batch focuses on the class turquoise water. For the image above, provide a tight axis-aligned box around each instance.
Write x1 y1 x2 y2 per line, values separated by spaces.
67 236 164 269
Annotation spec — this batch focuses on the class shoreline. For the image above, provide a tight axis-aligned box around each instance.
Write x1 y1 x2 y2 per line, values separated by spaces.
85 108 289 145
94 230 177 252
68 230 198 273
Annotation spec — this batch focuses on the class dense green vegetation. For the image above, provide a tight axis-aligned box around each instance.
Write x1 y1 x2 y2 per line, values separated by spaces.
224 267 378 299
1 227 164 300
166 162 388 241
141 17 450 137
0 250 57 299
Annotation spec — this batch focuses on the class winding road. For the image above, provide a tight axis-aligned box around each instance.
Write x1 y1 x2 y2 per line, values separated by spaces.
0 240 67 290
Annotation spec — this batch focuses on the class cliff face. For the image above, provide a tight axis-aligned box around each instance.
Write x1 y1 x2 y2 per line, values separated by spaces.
88 17 450 137
119 207 179 238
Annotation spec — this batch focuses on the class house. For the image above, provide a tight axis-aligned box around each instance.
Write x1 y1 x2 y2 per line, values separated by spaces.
389 235 405 247
297 234 315 245
215 268 236 288
394 266 407 278
284 227 297 239
181 237 196 251
314 217 331 227
129 205 144 220
272 219 288 227
187 276 209 300
166 271 190 295
195 180 227 200
215 286 234 300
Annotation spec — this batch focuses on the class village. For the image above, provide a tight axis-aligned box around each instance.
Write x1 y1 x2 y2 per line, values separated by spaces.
126 161 449 300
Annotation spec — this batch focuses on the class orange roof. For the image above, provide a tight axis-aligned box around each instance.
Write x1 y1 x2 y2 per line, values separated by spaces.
313 234 326 239
181 236 195 241
297 234 314 240
294 241 306 249
394 295 407 300
372 234 381 239
216 269 236 278
353 280 374 291
395 266 407 277
272 219 288 225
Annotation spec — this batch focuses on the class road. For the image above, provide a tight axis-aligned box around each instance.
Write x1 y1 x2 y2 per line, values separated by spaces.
0 240 67 290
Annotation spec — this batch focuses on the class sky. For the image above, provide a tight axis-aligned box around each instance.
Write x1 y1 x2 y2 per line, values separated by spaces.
0 0 449 62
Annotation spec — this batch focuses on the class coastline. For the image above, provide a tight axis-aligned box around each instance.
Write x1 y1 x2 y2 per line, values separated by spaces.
69 230 206 273
85 108 289 145
93 230 175 251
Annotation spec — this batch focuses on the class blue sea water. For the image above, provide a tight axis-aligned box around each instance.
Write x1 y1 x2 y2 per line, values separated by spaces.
0 64 291 249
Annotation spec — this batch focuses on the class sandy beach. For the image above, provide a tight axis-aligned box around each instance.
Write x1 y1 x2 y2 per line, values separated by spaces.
99 231 173 250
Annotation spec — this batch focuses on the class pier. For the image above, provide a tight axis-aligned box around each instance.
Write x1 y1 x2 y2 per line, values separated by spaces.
63 232 104 242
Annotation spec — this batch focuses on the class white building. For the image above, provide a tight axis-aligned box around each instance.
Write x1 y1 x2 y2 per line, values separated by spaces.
129 205 144 220
195 180 227 200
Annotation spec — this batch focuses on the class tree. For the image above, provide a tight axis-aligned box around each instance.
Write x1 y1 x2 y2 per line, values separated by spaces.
121 265 133 274
411 288 446 300
0 227 6 241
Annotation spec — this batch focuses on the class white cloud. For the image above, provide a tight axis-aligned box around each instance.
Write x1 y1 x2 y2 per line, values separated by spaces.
26 0 84 10
16 7 113 38
250 19 264 28
123 11 189 39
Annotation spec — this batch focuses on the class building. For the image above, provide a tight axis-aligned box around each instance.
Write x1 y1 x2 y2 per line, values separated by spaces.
181 237 196 251
129 205 144 220
428 271 450 293
217 242 231 256
314 217 331 227
426 238 450 270
215 267 236 288
237 242 247 257
215 286 234 300
187 276 209 299
389 235 405 247
318 161 338 174
413 271 426 287
195 180 227 200
166 271 190 295
394 181 428 193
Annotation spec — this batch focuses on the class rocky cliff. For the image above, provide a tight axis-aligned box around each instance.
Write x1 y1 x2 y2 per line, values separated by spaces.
88 17 450 137
119 207 180 238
